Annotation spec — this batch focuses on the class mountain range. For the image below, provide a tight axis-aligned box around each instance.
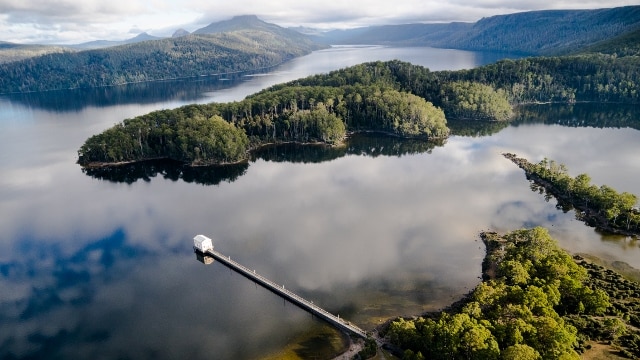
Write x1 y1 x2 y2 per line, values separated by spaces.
0 16 324 93
3 7 640 61
0 15 320 63
72 15 309 50
309 6 640 55
69 32 164 50
1 8 639 93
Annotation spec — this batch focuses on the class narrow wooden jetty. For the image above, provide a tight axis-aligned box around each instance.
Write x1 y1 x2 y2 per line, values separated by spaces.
193 235 367 339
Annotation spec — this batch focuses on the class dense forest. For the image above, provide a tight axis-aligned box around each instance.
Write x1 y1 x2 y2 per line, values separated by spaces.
275 54 640 108
384 227 640 360
0 30 321 93
579 27 640 57
77 84 448 165
0 42 72 64
437 55 640 104
504 153 640 236
443 6 640 55
79 53 640 166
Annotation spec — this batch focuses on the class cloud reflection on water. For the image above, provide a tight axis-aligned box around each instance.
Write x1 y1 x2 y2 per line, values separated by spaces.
2 98 640 359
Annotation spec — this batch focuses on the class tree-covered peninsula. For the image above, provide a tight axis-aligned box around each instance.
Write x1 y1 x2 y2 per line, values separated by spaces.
504 153 640 236
79 53 640 167
384 227 640 360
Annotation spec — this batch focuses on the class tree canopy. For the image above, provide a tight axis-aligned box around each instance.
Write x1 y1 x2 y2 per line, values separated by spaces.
0 30 322 93
441 81 513 121
504 153 640 235
79 54 640 166
78 114 249 166
386 228 610 360
78 82 448 166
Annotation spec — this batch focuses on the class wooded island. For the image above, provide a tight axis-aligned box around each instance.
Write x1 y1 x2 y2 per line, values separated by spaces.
78 54 640 167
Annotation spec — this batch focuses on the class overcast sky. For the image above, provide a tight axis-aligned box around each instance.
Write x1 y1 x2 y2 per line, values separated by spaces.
1 0 638 44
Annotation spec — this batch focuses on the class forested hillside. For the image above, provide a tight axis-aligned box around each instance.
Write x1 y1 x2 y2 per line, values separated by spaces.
311 22 472 47
433 55 640 104
0 42 73 64
310 6 640 55
4 6 638 93
581 27 640 56
69 32 164 50
446 6 640 55
0 23 323 93
279 54 640 109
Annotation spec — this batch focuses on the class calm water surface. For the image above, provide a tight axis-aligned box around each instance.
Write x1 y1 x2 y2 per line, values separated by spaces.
1 46 639 359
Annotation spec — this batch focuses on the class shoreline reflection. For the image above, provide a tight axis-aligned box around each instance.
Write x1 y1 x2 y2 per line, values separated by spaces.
82 133 444 184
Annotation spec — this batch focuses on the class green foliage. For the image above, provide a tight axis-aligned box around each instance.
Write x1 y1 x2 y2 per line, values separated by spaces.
0 30 321 93
438 55 640 104
356 338 377 359
504 153 640 235
282 56 640 110
581 27 640 57
563 259 640 358
79 55 640 166
78 113 248 165
289 105 345 143
0 44 73 64
501 344 540 360
386 227 611 359
442 81 513 121
79 79 449 165
443 7 640 56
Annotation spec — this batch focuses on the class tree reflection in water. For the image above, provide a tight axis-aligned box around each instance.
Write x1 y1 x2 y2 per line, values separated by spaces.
82 133 445 184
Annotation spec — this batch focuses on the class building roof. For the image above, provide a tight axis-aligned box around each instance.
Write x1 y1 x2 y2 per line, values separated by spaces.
194 234 212 244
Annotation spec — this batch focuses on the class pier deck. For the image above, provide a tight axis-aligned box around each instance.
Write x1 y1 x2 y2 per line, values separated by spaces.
201 247 368 339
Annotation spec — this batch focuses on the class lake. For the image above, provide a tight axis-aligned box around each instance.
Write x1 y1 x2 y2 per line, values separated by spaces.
1 46 639 359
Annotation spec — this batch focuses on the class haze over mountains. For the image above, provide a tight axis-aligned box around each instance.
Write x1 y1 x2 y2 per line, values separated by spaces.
309 6 640 55
0 7 639 92
0 16 323 93
0 15 317 63
69 32 164 50
73 15 309 49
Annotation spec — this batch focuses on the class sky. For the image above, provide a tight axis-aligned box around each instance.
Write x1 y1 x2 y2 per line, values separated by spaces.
1 0 639 44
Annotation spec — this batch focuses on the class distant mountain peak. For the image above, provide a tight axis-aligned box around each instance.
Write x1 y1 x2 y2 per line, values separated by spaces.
172 28 190 38
231 14 260 21
130 32 151 39
193 14 278 35
124 32 161 44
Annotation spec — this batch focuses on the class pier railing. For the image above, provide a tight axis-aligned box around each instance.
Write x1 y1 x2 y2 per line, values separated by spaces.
201 247 368 339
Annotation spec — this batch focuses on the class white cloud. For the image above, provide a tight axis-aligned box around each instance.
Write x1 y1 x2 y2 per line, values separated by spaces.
0 1 638 44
